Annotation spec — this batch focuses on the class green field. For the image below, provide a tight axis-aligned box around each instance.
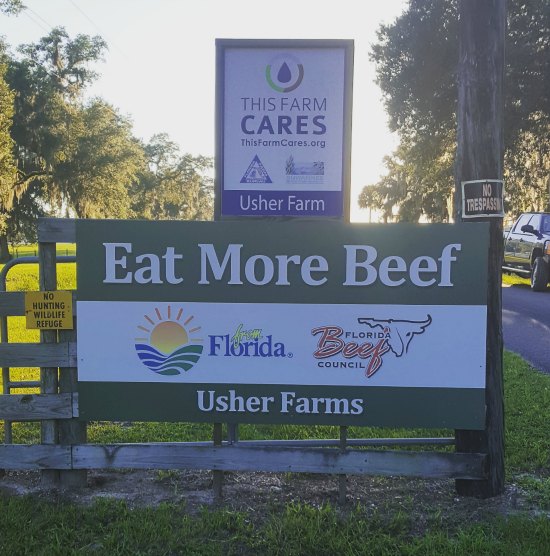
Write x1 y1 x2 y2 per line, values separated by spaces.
7 243 76 259
1 258 549 554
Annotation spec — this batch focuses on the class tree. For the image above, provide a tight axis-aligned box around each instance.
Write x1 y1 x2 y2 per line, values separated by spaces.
1 25 213 261
0 0 23 15
16 27 106 101
0 28 107 259
54 100 145 219
132 133 213 222
0 56 18 260
505 112 550 215
0 0 22 260
359 0 550 221
360 136 455 222
8 27 107 191
4 181 45 245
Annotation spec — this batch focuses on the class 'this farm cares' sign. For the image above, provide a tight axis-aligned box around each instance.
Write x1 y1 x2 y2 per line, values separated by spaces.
76 219 488 429
216 39 353 218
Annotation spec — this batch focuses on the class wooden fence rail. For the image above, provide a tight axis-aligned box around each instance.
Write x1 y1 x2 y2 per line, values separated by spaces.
0 292 26 316
0 343 77 368
72 445 486 478
0 393 75 420
0 445 71 470
0 291 78 317
0 443 486 478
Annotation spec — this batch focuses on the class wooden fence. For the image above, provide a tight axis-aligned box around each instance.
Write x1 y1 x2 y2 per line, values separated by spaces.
0 218 488 496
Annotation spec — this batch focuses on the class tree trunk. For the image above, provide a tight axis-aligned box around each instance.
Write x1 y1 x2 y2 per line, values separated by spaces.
454 0 506 498
0 234 11 263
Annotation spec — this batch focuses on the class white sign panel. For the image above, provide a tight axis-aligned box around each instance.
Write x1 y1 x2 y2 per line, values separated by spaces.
78 301 486 388
216 39 353 218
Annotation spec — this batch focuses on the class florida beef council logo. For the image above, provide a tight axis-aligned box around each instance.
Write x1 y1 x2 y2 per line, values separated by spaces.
135 306 203 375
312 315 432 378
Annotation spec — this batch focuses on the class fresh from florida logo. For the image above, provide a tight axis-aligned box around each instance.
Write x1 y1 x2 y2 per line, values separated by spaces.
135 306 203 375
209 323 290 358
266 54 304 93
312 315 432 378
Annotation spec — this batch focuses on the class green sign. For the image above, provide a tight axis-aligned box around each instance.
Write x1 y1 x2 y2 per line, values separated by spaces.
76 220 489 428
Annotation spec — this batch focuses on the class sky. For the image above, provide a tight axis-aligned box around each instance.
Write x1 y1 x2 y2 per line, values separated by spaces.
0 0 408 221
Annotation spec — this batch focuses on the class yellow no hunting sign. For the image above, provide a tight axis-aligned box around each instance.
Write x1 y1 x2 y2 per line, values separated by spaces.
25 291 73 330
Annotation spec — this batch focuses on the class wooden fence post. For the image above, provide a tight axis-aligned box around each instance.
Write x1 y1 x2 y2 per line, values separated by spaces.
39 241 60 487
338 425 347 505
454 0 506 497
213 422 223 502
59 323 87 488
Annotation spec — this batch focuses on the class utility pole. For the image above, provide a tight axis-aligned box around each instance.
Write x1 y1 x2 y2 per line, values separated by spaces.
455 0 506 497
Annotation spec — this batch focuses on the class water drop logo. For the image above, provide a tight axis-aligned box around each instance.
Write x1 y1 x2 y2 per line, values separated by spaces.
135 306 203 376
266 54 304 93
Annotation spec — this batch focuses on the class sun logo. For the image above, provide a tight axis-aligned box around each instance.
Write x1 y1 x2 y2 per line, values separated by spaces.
134 306 203 376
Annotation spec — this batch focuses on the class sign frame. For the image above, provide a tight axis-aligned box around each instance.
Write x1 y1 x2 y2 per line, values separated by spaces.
215 39 354 221
75 219 489 429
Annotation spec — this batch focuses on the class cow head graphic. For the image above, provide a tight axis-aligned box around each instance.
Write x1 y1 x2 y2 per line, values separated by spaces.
357 315 432 357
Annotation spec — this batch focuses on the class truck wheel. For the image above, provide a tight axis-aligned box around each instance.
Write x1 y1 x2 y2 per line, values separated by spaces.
531 257 549 291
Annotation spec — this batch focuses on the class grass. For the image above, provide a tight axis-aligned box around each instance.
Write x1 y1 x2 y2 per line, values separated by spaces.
0 497 549 555
516 476 550 510
501 270 531 287
504 352 550 472
1 251 550 554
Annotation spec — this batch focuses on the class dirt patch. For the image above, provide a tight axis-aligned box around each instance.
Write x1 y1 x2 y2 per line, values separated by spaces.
0 468 544 532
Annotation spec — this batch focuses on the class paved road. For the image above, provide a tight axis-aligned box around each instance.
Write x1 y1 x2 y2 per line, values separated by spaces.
502 284 550 374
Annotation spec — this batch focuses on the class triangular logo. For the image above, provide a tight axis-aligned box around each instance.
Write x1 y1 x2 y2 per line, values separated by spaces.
240 155 272 184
